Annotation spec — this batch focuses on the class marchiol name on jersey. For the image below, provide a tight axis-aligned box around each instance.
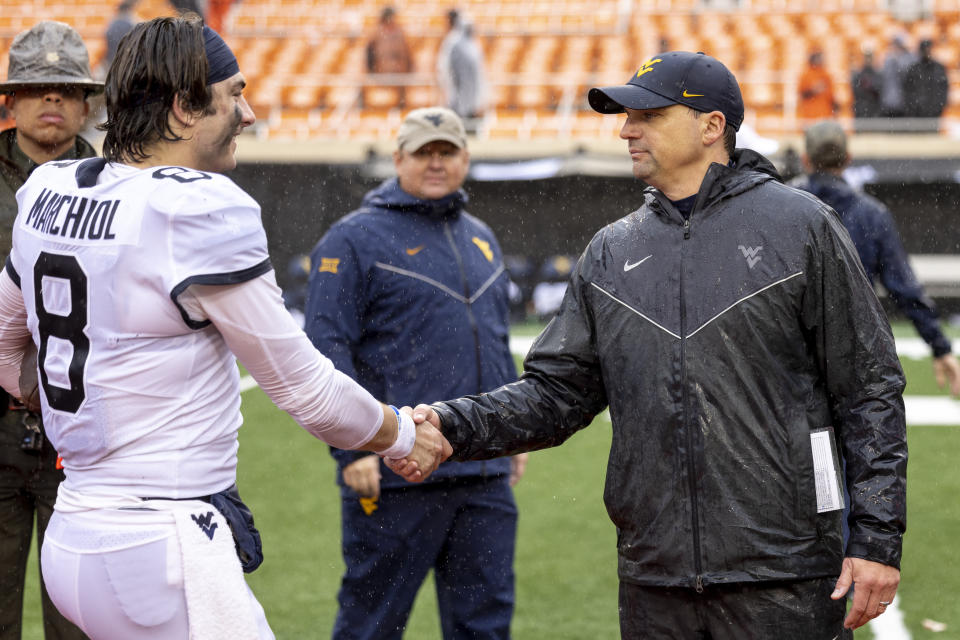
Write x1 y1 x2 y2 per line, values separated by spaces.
22 188 121 241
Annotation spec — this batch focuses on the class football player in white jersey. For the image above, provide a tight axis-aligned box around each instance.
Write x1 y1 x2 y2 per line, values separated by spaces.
0 15 451 640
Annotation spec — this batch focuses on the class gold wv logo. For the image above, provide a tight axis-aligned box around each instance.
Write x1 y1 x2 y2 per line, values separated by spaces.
472 237 493 262
636 58 662 78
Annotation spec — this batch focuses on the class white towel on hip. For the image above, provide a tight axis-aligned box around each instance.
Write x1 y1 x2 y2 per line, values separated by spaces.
171 501 260 640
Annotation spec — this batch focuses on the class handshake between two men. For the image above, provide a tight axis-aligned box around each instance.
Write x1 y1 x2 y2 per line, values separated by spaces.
386 405 449 482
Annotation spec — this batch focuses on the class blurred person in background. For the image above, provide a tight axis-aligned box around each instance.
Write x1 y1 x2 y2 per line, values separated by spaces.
437 14 487 133
365 6 413 109
403 51 906 638
280 253 310 328
305 106 525 640
903 39 947 133
90 0 139 138
880 34 914 123
168 0 205 17
436 8 461 109
797 50 836 122
0 21 98 640
205 0 235 34
793 120 960 394
445 22 487 132
102 0 138 76
851 49 882 132
531 254 574 321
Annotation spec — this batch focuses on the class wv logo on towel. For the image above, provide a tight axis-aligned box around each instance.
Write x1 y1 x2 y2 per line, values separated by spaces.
191 511 219 540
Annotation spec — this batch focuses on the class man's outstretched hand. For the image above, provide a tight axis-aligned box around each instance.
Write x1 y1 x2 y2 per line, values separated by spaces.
933 353 960 397
384 406 451 481
411 404 441 429
831 557 900 629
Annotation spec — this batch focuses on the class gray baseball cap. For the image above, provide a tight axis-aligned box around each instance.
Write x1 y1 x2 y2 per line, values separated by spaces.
0 21 103 95
397 107 467 151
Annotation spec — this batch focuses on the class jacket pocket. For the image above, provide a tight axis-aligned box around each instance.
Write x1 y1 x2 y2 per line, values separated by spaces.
793 433 820 525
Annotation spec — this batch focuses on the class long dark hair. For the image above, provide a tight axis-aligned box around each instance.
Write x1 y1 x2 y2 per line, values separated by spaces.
99 14 213 163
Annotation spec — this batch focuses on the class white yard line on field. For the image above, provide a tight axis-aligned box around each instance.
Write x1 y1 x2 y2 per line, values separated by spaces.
870 596 911 640
904 396 960 425
893 337 938 360
238 336 959 427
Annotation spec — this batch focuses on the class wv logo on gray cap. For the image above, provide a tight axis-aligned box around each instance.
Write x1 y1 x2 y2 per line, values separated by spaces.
425 114 444 126
738 245 763 268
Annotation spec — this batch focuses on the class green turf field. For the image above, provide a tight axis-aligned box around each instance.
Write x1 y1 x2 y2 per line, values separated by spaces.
17 321 959 639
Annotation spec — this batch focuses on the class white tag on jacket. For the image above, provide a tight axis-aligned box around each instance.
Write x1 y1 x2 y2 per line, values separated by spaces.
810 428 845 513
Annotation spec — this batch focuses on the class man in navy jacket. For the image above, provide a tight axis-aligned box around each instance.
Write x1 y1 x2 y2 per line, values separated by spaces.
305 107 526 640
794 120 960 395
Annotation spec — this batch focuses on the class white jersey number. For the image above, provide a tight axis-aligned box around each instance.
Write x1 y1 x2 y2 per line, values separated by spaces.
34 251 89 413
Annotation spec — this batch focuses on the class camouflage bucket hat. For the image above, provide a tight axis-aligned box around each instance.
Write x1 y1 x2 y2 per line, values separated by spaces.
0 21 104 95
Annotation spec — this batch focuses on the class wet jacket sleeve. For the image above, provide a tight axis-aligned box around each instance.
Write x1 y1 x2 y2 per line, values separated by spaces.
304 226 376 467
872 205 951 357
803 207 907 569
434 247 609 460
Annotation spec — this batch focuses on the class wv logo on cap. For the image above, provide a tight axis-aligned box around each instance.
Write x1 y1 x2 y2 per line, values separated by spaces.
425 114 444 126
636 58 662 78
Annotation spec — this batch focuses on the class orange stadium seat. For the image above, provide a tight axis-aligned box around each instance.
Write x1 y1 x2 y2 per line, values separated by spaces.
363 86 403 111
285 85 322 110
595 35 638 80
411 36 440 75
516 85 551 111
488 83 516 111
484 110 536 140
557 36 596 72
266 107 321 141
405 85 441 110
4 0 960 141
327 85 360 111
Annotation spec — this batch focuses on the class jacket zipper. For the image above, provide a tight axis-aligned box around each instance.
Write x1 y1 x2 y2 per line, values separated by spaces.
443 222 484 393
679 213 703 593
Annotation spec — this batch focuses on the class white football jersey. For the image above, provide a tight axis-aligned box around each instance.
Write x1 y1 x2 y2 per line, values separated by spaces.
9 159 271 498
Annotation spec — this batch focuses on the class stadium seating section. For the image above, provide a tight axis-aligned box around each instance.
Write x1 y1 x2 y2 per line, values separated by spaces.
3 0 960 142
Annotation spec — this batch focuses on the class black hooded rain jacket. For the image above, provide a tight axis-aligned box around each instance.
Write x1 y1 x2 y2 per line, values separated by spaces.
433 149 907 589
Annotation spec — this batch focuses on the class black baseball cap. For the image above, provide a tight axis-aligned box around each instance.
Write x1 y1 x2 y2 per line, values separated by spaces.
588 51 744 131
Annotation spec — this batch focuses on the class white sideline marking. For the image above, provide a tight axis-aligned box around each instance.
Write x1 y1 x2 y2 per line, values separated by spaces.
238 336 960 426
905 396 960 425
895 337 934 360
510 335 537 355
507 336 959 426
869 596 910 640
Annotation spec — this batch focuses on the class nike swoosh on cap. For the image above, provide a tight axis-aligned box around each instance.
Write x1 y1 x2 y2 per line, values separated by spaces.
624 255 652 271
682 90 704 97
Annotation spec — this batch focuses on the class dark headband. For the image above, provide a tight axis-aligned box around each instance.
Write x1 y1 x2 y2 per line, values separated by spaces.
202 26 239 85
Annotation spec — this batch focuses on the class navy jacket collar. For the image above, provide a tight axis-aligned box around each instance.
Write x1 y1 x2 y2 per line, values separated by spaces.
362 177 467 220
